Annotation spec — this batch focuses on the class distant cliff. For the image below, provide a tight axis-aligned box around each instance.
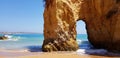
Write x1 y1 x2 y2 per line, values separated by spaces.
42 0 120 52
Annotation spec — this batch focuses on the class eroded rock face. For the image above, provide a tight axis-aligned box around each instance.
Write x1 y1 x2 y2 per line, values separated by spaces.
42 0 120 52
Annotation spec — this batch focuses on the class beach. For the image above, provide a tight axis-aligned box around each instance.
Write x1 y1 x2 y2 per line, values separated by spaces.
0 51 113 58
0 49 120 58
0 0 120 57
0 34 120 58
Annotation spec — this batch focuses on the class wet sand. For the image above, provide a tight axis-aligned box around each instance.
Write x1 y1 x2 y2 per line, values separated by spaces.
0 50 120 58
0 52 107 58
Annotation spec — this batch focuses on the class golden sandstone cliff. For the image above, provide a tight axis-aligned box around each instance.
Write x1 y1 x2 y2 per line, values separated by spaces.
42 0 120 52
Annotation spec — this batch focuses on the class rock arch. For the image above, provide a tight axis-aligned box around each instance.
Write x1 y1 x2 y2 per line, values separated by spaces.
42 0 120 52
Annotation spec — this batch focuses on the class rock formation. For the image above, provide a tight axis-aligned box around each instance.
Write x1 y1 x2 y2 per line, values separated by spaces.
0 36 7 40
42 0 120 52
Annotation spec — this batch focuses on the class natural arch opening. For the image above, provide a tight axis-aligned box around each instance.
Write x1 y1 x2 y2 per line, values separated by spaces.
76 20 91 49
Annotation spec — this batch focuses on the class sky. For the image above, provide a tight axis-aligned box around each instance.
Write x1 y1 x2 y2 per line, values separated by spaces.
0 0 86 34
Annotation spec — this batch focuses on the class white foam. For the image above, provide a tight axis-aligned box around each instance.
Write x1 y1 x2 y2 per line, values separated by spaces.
76 49 86 54
76 49 108 55
0 38 19 41
4 35 12 39
77 39 82 44
8 38 19 41
0 35 19 41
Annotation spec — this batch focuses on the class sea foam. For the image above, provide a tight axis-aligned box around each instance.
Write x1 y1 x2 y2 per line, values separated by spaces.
76 49 108 55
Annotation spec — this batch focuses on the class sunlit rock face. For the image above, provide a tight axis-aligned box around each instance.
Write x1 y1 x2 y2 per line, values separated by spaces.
42 0 120 52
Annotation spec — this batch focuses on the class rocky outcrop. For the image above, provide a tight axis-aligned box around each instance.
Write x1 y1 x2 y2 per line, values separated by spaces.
42 0 120 52
0 36 7 40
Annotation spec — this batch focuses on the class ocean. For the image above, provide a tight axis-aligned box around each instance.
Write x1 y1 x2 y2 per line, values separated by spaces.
0 33 120 56
0 34 90 50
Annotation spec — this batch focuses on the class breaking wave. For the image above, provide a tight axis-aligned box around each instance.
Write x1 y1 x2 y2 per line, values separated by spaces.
0 35 20 41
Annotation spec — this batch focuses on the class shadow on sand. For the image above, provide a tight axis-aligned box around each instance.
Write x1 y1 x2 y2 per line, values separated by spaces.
26 45 120 57
26 45 42 52
77 43 120 57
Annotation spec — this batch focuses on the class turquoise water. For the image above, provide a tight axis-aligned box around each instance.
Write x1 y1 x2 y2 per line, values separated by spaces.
1 34 120 56
0 34 90 51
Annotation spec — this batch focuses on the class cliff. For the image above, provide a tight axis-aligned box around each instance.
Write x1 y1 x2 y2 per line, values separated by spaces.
42 0 120 52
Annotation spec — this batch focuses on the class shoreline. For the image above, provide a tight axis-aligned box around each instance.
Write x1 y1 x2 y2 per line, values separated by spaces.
0 49 120 58
0 33 120 58
0 51 108 58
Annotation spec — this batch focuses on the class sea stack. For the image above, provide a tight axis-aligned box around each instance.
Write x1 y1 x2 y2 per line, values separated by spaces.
42 0 120 52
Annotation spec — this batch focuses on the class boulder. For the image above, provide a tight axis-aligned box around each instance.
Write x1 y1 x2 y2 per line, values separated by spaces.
0 36 7 40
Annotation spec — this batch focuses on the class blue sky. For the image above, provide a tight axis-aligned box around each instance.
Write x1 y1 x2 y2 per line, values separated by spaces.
0 0 86 34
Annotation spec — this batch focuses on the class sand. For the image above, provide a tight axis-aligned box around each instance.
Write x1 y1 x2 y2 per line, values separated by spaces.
0 50 120 58
17 53 107 58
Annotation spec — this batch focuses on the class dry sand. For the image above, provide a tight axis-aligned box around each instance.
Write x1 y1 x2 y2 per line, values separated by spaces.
17 53 107 58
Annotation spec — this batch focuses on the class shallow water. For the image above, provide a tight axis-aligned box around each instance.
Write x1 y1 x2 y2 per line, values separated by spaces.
0 34 44 50
0 34 89 50
0 33 120 56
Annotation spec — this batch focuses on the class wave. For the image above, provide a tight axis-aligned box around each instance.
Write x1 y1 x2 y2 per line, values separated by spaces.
76 49 108 55
0 38 19 41
77 39 90 44
4 35 13 39
77 39 93 49
0 36 20 41
77 49 120 56
77 39 120 56
8 38 19 41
